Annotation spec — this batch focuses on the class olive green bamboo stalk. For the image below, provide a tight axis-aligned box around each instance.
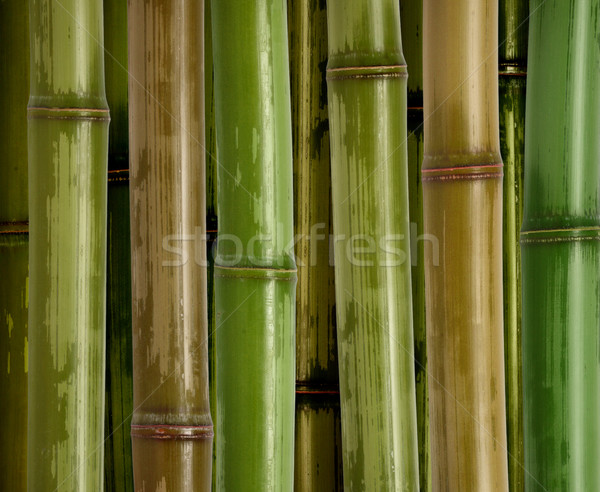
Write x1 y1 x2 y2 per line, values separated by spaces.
423 1 509 489
0 2 29 491
499 1 527 490
326 1 419 489
103 1 133 491
128 1 212 490
211 0 297 489
400 2 431 490
287 0 343 489
521 1 600 490
27 0 109 489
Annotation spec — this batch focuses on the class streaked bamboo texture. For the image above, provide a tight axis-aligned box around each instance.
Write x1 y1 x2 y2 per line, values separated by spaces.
327 0 419 489
499 1 527 490
212 0 297 489
287 1 343 490
27 0 109 489
128 0 213 489
423 0 509 489
103 1 133 491
521 1 600 490
0 2 29 491
400 1 431 490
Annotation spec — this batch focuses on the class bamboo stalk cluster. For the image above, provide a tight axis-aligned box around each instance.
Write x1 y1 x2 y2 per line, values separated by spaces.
0 0 599 490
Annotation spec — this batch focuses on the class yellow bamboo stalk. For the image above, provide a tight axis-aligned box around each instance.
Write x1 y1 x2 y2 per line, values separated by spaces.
423 0 509 489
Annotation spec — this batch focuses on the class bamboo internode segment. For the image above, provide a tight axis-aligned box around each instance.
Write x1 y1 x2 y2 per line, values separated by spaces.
326 0 419 489
521 1 600 489
128 0 212 490
423 0 509 490
212 0 297 490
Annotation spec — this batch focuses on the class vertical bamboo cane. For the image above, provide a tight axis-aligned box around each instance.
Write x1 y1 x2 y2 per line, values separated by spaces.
423 0 509 489
103 1 133 491
211 0 297 489
400 2 431 490
27 0 109 489
521 1 600 489
204 1 218 488
287 0 343 489
0 3 29 490
498 1 527 490
128 0 213 489
326 0 419 488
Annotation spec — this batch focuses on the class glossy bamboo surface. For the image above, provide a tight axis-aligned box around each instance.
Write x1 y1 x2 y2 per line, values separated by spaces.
27 0 109 489
327 1 419 489
288 1 342 489
423 1 509 489
128 1 212 489
103 1 133 490
211 0 297 489
499 2 527 490
0 2 29 490
521 1 600 489
401 2 430 490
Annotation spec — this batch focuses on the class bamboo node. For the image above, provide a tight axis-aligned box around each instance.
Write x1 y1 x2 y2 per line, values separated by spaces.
131 424 214 440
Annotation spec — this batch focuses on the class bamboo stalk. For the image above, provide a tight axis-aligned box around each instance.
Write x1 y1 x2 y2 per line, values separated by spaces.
103 1 133 491
498 1 527 490
0 2 29 490
211 0 297 489
27 0 109 489
422 0 509 489
326 1 419 489
294 394 343 490
400 2 431 490
204 2 218 490
128 1 213 489
521 1 600 489
287 1 342 490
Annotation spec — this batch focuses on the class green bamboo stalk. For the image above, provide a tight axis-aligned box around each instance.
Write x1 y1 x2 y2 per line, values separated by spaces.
326 1 419 489
400 2 431 490
499 1 527 490
211 0 297 489
104 176 133 492
204 2 218 490
287 1 342 490
128 1 213 489
423 0 509 489
27 0 109 489
521 1 600 489
102 1 133 491
0 2 29 490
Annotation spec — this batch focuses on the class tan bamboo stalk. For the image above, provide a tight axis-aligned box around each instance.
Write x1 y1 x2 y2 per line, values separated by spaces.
423 0 509 489
287 0 342 489
128 0 213 489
